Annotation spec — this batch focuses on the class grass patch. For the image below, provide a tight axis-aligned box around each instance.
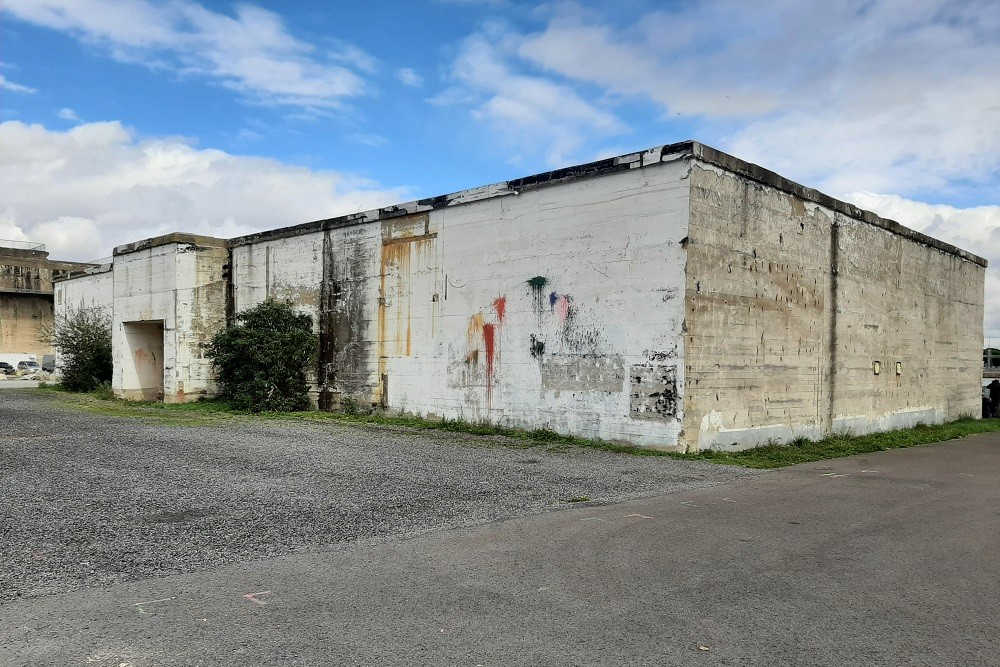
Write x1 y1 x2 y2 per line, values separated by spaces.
28 387 1000 467
693 417 1000 468
33 385 238 425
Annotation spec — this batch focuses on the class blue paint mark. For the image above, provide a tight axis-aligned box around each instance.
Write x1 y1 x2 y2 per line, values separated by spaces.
549 291 558 307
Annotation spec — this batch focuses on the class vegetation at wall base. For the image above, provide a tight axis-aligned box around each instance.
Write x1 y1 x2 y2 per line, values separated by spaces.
207 300 318 412
692 417 1000 468
33 387 1000 468
46 306 113 392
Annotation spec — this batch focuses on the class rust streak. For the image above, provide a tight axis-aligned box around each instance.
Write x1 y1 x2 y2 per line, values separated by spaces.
467 313 484 354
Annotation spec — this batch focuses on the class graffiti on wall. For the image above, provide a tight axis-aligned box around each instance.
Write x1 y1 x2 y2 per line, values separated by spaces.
549 292 571 321
527 276 548 325
463 297 506 410
450 275 679 421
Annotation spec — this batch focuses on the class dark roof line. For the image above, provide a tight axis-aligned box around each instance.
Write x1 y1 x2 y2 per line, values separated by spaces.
115 140 985 267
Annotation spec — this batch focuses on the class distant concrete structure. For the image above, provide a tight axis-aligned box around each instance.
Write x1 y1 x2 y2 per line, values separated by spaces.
55 141 987 450
0 241 97 361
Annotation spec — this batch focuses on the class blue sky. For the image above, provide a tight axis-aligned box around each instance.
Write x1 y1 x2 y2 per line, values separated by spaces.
2 0 1000 332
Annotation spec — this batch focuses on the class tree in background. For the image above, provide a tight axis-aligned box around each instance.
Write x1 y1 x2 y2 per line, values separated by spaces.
50 306 113 392
208 300 318 412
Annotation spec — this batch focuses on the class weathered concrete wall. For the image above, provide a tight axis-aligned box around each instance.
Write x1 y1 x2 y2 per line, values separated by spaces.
55 267 113 313
1 249 55 359
831 215 983 432
2 247 100 360
0 294 51 359
318 223 381 407
228 162 693 445
230 160 691 445
231 231 326 395
0 255 52 294
232 235 324 323
54 140 984 451
684 163 984 450
386 164 691 446
53 267 114 374
112 237 227 402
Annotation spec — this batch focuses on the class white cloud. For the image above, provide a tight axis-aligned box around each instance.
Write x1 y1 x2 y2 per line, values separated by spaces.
58 108 81 122
425 86 477 107
517 8 776 118
395 68 424 88
848 191 1000 339
0 212 31 243
2 0 373 109
0 120 408 261
327 40 379 75
460 0 1000 199
0 73 37 93
441 28 626 166
348 132 389 148
30 216 103 260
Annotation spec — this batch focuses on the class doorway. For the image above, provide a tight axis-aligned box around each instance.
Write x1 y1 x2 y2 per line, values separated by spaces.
121 320 164 401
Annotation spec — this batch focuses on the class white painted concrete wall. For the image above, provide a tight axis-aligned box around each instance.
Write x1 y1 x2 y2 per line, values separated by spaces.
53 267 114 374
55 267 113 314
232 234 324 329
112 241 227 402
231 232 325 393
230 160 692 447
386 162 691 447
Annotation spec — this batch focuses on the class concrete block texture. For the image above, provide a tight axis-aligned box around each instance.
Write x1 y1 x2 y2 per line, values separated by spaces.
684 164 984 450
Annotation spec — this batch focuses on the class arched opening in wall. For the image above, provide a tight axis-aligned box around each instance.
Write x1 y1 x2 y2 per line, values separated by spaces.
122 320 164 401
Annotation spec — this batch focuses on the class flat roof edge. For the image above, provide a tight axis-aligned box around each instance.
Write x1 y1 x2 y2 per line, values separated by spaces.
114 233 228 256
52 263 113 282
115 140 981 269
689 143 987 268
227 141 697 247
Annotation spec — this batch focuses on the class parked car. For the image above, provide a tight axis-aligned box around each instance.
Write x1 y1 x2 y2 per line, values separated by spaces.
17 360 42 374
42 355 55 373
0 362 14 375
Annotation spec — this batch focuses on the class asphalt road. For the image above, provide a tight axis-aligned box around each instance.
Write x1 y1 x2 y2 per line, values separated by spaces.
2 391 998 666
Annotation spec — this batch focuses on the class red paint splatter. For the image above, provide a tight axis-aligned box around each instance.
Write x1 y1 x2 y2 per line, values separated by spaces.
493 296 506 323
482 323 496 407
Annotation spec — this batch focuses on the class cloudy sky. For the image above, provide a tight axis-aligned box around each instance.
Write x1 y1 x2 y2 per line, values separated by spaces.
2 0 999 335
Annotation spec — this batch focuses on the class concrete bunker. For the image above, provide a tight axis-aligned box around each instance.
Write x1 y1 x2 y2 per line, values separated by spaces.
55 141 987 451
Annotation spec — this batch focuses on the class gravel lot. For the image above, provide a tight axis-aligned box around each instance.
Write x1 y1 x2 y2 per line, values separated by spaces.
0 390 759 602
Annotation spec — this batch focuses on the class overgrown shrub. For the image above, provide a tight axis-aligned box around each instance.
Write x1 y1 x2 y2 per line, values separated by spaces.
207 300 318 412
49 306 113 392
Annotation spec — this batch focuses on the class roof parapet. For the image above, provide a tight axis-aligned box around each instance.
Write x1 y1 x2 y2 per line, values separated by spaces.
114 233 228 256
110 140 983 269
